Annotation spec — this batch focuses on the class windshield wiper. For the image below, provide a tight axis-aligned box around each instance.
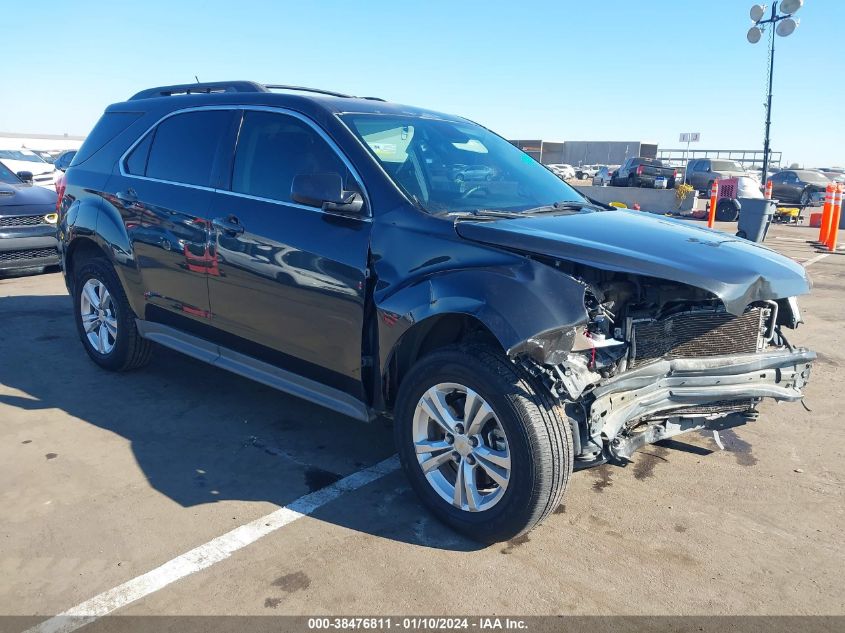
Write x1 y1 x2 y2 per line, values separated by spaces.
520 201 593 214
450 209 526 219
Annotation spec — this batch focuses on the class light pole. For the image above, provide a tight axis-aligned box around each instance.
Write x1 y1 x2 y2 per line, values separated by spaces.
747 0 804 180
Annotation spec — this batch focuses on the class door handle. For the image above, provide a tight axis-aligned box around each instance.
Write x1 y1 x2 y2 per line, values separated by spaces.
212 215 244 235
116 188 137 203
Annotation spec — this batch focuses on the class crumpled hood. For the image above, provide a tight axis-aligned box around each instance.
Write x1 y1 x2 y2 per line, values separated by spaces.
455 209 810 315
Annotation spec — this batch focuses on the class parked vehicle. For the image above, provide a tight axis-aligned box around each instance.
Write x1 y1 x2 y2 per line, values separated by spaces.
546 164 575 180
768 169 829 205
51 150 77 188
575 164 599 180
818 168 845 184
59 81 815 543
452 164 496 182
0 149 57 190
686 159 753 194
53 150 77 172
591 166 613 186
611 157 677 188
0 161 60 272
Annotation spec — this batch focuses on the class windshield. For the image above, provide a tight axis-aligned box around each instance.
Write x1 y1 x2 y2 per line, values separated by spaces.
711 160 745 172
795 170 830 184
0 161 20 184
340 114 586 213
0 149 48 164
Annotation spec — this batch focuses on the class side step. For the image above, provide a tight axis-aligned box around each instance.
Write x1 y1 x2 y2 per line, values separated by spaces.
135 319 371 422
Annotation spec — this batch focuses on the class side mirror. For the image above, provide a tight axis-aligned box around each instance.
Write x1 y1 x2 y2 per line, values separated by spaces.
17 171 34 184
291 173 364 214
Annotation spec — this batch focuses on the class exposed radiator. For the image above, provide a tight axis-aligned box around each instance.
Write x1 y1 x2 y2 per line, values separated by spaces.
630 308 767 368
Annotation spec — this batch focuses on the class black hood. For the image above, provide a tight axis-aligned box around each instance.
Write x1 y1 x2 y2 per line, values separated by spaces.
0 182 57 209
455 209 810 315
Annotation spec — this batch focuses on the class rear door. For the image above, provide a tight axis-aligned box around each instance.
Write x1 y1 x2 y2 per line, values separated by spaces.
207 108 372 400
770 171 792 201
110 108 236 328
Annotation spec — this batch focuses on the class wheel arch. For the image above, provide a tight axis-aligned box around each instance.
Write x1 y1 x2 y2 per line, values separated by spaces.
63 195 144 316
374 261 589 412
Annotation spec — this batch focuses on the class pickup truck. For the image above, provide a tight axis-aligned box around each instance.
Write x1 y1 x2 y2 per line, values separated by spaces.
611 157 677 189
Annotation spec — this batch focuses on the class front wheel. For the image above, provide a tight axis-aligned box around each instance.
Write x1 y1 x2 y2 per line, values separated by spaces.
394 345 573 543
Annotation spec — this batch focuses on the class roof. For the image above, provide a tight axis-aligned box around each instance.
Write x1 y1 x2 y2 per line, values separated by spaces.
110 80 463 121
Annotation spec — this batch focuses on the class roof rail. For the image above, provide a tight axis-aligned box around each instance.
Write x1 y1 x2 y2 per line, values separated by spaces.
129 81 267 101
129 81 382 102
263 84 354 98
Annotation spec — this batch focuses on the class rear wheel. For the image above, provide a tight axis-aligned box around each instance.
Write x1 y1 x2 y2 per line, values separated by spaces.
628 175 637 188
394 345 572 543
73 258 153 371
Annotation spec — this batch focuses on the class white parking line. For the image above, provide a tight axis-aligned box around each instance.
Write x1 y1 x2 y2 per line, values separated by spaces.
803 253 830 268
26 455 400 633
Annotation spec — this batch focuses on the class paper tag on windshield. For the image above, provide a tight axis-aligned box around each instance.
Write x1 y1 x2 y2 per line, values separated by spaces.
370 142 397 155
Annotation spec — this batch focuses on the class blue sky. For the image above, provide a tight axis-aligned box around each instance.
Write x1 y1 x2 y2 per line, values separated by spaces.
1 0 841 166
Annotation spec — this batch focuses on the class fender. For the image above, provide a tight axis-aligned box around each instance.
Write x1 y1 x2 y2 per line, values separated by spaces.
375 258 589 373
62 186 145 317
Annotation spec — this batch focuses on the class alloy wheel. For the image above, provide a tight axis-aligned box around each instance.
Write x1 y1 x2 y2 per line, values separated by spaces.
79 278 118 354
412 383 511 512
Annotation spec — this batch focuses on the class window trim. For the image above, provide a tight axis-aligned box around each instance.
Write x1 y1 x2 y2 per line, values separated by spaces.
119 105 372 218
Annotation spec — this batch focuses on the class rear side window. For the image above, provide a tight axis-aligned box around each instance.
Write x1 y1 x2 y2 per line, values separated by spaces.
125 133 153 175
231 111 356 204
144 110 231 187
71 112 142 166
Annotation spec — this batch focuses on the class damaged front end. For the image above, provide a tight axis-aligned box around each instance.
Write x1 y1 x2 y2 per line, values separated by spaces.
513 274 815 467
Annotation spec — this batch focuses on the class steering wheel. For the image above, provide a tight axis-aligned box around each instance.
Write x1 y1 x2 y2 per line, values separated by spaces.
460 185 485 199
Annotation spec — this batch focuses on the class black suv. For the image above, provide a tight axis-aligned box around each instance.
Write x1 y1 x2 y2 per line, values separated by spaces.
59 81 814 543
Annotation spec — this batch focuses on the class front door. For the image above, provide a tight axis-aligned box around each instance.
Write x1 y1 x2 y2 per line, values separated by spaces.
207 109 372 400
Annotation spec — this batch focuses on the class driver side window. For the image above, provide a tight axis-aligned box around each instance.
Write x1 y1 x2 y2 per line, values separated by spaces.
231 111 359 205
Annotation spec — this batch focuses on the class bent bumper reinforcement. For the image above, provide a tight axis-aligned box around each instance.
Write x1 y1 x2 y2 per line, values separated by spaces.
589 349 815 440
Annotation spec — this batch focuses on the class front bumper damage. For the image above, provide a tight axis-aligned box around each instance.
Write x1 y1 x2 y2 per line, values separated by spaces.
523 347 815 464
590 348 815 441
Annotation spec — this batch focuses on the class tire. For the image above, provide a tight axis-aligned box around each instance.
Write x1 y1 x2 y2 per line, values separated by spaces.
715 198 740 222
73 257 153 371
394 344 573 543
800 189 811 206
628 175 637 188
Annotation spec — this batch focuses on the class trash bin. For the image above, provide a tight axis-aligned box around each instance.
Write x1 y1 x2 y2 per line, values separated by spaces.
736 198 776 243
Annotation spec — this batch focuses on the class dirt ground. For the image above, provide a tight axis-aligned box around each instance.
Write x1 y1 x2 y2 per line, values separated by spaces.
1 221 843 625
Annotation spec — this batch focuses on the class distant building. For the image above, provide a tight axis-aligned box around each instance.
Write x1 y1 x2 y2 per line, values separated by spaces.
509 139 657 166
0 132 86 152
508 140 564 164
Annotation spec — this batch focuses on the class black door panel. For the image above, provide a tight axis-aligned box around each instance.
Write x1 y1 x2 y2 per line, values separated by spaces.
117 109 235 327
207 110 371 399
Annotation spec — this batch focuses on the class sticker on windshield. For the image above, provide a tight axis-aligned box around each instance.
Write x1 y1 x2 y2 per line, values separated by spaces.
370 142 397 155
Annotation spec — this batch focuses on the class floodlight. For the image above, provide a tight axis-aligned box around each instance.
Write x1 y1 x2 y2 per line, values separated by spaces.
779 0 803 15
776 17 799 36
